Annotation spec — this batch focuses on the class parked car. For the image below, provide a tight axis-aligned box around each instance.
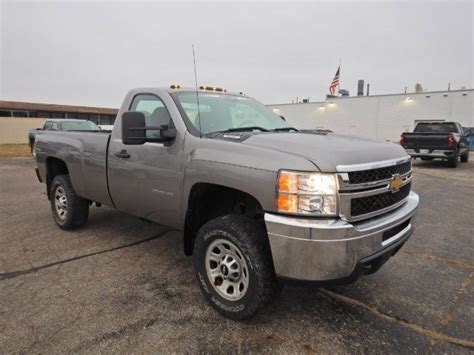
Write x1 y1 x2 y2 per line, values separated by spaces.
34 86 419 320
400 121 470 168
29 119 100 156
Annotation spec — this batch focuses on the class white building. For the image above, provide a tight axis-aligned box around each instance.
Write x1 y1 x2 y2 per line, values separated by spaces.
268 89 473 142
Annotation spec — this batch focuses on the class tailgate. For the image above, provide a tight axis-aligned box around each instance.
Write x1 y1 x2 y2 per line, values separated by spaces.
402 133 450 150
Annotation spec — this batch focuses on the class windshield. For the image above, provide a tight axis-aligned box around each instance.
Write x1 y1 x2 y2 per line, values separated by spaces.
414 122 457 133
173 92 289 135
61 121 100 131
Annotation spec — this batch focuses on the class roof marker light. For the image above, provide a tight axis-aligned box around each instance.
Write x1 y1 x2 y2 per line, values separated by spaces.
170 84 181 89
199 85 227 93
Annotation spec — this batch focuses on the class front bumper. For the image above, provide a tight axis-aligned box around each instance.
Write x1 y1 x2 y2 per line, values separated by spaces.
404 149 455 158
265 192 419 282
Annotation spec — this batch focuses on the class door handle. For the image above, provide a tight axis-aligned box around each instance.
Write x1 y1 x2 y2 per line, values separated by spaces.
115 150 130 159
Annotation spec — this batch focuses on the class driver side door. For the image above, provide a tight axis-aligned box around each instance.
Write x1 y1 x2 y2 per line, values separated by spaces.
108 93 184 228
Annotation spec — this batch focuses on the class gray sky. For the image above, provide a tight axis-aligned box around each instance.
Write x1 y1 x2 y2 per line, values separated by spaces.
1 0 472 108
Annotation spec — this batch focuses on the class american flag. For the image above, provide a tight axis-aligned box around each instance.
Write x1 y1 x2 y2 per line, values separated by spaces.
328 66 340 96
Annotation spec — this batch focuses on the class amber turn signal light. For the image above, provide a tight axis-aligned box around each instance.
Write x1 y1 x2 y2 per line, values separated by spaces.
276 194 298 213
277 171 298 193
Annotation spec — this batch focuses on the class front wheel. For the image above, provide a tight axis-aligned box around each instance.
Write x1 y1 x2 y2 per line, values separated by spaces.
193 215 279 320
50 175 89 230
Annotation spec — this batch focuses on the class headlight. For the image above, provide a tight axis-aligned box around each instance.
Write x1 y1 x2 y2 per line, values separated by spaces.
276 171 338 216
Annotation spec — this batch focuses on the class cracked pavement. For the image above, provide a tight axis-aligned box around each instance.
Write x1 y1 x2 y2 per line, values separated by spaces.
0 156 473 353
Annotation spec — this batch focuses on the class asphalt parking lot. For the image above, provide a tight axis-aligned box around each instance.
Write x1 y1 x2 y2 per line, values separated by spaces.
1 156 473 353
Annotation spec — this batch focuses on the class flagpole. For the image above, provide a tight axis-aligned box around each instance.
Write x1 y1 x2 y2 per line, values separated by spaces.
339 58 341 91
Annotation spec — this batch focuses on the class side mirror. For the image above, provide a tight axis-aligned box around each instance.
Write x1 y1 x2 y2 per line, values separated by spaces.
145 124 177 142
160 126 177 139
122 111 146 145
121 111 177 145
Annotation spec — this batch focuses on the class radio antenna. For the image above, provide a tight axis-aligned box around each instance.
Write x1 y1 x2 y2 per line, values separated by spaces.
192 45 202 138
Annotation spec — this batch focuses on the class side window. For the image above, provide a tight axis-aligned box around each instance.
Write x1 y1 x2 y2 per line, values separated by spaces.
129 94 173 139
51 122 60 131
44 121 53 130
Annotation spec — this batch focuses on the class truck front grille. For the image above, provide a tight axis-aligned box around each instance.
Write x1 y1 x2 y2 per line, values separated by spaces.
348 161 411 184
351 183 411 217
338 157 413 222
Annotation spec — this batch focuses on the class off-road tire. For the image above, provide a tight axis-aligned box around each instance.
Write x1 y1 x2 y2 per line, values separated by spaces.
50 175 89 230
460 152 469 163
447 157 458 168
193 215 279 320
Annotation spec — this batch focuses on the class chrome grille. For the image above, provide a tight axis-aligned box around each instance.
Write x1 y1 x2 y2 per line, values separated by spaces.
351 183 411 217
348 161 411 184
337 157 413 222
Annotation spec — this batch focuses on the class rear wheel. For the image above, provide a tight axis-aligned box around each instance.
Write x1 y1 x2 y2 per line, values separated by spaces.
447 156 458 168
193 215 279 320
460 152 469 163
50 175 89 230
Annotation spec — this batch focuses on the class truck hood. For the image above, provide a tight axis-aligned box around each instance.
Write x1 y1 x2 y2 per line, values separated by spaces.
241 132 408 172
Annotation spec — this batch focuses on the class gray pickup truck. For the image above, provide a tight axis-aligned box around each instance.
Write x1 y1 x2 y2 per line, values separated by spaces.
35 86 419 320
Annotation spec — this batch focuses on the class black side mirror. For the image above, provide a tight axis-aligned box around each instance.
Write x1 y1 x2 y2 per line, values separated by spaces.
122 111 146 145
122 111 177 145
160 126 177 139
145 124 177 143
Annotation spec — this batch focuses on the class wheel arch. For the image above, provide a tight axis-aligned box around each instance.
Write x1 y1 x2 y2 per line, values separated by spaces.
45 157 69 199
183 182 267 256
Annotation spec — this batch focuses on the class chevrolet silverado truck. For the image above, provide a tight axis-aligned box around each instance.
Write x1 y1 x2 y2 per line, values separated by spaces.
29 119 100 156
35 86 419 320
400 121 469 168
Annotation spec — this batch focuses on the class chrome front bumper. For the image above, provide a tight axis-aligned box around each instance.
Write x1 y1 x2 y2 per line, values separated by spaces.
265 192 419 282
404 149 454 158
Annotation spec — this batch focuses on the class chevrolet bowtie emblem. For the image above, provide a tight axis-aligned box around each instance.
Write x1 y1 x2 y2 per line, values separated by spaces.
389 175 403 192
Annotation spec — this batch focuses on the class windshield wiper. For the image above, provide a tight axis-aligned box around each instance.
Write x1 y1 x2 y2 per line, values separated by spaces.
207 126 270 135
225 126 270 132
271 127 299 132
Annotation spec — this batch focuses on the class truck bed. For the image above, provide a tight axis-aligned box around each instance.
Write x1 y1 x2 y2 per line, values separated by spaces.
35 130 113 206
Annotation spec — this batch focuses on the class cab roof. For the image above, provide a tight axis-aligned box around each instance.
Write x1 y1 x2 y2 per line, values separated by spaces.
128 86 246 97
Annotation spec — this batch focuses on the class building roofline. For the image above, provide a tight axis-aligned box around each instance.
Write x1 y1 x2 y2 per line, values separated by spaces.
0 100 119 115
268 88 473 107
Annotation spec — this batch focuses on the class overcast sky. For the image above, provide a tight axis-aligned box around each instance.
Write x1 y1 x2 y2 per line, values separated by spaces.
0 0 472 108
